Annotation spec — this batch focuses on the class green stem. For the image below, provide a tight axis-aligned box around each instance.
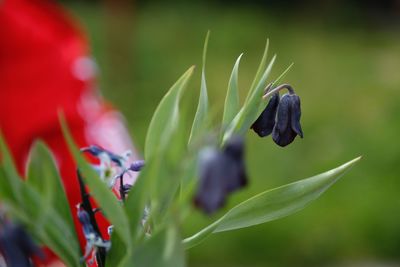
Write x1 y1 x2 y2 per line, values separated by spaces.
182 217 223 249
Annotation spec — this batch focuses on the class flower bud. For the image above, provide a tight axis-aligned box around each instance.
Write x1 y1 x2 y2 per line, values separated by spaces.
193 136 248 214
251 93 280 137
222 136 247 192
193 148 227 214
272 93 303 147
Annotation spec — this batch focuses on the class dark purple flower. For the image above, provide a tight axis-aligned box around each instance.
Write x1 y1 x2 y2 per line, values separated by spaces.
252 84 304 147
251 92 280 137
0 222 44 267
272 93 303 147
194 136 247 214
193 148 228 214
222 136 247 192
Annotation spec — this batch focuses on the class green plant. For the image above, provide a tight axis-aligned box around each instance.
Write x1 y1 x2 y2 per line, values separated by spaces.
0 34 360 267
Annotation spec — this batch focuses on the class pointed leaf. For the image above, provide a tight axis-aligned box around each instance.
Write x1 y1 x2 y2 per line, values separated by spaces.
245 39 269 104
124 159 155 242
270 63 294 89
188 32 210 146
121 225 185 267
222 53 243 128
27 141 75 233
0 131 22 204
106 232 126 267
183 157 361 249
145 67 194 159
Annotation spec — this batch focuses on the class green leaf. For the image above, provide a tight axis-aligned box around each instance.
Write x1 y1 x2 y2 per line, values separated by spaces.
244 39 269 104
145 66 195 159
37 210 81 267
0 159 13 202
270 63 294 89
0 134 81 266
124 159 155 242
183 157 361 249
0 177 80 266
121 225 185 267
106 232 126 267
222 54 276 143
0 165 11 200
27 141 75 233
0 131 22 204
188 32 210 146
222 53 243 129
60 114 132 249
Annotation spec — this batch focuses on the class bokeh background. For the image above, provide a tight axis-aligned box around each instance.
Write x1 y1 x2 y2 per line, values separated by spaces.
63 0 400 266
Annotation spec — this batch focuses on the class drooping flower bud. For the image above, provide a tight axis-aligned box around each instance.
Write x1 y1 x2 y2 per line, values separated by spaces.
251 92 280 137
222 136 247 192
193 136 248 214
193 148 227 214
272 93 303 147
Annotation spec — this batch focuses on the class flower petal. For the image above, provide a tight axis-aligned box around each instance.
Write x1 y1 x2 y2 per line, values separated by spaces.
251 93 280 137
272 126 297 147
275 94 291 134
223 136 247 192
194 148 227 214
290 94 303 138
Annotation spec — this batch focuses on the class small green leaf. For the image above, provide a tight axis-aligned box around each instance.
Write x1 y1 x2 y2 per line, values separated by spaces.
270 63 294 88
0 160 13 201
145 66 195 159
188 32 210 146
222 53 243 129
245 39 269 104
106 232 126 267
183 157 361 249
124 159 155 242
121 225 185 267
0 131 22 204
0 165 11 200
27 141 75 233
60 114 132 248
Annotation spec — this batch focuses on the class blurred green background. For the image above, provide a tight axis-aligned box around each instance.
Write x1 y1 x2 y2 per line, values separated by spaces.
65 1 400 266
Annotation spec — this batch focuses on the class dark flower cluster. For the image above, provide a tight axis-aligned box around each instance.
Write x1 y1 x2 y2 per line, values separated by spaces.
193 84 303 215
251 84 303 147
194 136 247 214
